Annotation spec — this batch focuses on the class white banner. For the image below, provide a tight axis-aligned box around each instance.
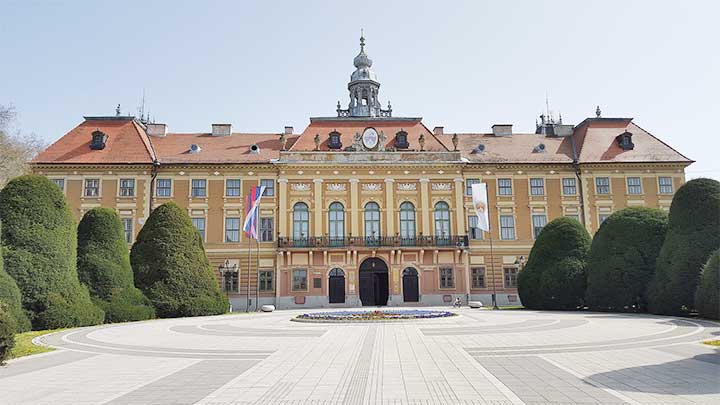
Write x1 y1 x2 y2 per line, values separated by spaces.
471 183 490 232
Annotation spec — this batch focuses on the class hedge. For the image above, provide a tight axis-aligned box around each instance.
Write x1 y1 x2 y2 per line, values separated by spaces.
695 250 719 320
0 175 104 329
130 201 228 318
518 217 591 310
585 207 668 312
0 222 31 332
0 303 16 365
77 208 155 323
648 178 720 316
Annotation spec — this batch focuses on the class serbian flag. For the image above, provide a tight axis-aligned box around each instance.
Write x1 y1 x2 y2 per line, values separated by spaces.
243 185 266 240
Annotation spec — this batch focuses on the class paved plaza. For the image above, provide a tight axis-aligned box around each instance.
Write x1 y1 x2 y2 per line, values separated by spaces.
1 308 719 404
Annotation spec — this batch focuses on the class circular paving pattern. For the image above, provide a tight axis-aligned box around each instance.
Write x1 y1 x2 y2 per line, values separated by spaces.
291 309 458 323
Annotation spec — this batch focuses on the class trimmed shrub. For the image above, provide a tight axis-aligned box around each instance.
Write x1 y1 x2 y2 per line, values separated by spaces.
585 207 668 312
0 222 31 332
0 175 104 329
130 201 227 318
695 250 719 320
648 178 720 316
518 217 591 310
0 303 16 365
77 208 155 323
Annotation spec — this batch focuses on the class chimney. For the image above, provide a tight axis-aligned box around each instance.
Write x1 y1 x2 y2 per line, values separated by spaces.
211 123 232 137
284 126 294 135
492 124 513 137
146 123 167 137
433 126 444 136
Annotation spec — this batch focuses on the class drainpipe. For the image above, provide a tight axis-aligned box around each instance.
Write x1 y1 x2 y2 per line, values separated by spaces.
149 159 160 213
570 136 586 226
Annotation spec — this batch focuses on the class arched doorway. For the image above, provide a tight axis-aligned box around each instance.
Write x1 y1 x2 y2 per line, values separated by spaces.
359 258 389 306
328 268 345 304
402 267 419 302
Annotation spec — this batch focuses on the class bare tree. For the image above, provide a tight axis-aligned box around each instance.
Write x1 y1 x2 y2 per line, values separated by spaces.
0 104 45 188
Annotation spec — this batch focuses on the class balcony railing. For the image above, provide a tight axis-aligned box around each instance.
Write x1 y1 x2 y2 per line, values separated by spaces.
278 235 468 249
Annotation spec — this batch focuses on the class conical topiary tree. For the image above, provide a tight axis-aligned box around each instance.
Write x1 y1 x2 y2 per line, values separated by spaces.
648 178 720 316
0 175 104 329
0 303 16 365
0 222 31 332
77 208 155 323
518 217 591 310
695 250 719 320
130 201 228 318
585 207 668 312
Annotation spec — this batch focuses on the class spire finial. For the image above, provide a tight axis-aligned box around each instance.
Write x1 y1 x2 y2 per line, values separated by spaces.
115 104 121 116
595 105 602 118
360 29 365 51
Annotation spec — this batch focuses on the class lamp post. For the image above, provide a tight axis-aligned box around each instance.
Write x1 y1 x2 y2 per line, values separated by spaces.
218 259 238 312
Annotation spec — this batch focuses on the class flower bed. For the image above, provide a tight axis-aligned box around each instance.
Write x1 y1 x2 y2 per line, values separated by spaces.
292 309 457 323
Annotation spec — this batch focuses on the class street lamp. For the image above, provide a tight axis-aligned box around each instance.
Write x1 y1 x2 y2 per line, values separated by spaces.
218 259 237 312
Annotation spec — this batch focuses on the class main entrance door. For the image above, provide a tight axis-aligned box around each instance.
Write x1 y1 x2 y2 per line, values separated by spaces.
328 268 345 304
402 267 419 302
359 258 389 306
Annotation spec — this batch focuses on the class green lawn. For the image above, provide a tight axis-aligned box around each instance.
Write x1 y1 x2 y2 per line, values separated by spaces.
9 329 62 359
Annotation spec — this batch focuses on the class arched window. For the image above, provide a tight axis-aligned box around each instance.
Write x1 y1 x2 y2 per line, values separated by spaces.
364 202 381 246
293 202 309 246
434 201 451 245
328 202 345 247
329 268 345 277
399 202 416 246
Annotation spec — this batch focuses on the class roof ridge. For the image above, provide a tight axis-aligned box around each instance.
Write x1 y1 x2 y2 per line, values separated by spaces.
132 120 157 162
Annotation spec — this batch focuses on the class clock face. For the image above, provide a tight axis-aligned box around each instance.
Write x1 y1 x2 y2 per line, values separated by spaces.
362 128 379 149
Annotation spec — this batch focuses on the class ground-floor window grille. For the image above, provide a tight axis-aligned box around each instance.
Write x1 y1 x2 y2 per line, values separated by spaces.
503 267 518 288
471 267 486 288
440 267 455 289
223 272 238 292
259 271 274 292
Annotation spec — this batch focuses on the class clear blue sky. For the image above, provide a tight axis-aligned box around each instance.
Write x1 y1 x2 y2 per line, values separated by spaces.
2 1 718 179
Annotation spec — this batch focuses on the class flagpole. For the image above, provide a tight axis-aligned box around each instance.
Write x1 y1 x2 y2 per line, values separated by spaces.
489 231 498 310
255 237 260 311
247 235 251 312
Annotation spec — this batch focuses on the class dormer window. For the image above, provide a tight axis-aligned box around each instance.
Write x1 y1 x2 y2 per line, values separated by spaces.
616 131 634 150
328 131 342 150
90 130 107 150
394 130 409 149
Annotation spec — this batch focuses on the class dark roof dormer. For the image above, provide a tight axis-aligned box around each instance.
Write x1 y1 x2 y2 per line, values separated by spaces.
89 130 108 150
394 130 409 149
616 131 634 150
328 131 342 150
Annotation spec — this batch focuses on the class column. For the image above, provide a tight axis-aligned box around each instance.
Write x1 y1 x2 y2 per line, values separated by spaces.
313 179 323 237
350 178 360 236
419 178 431 236
384 178 395 237
453 178 466 236
278 178 288 237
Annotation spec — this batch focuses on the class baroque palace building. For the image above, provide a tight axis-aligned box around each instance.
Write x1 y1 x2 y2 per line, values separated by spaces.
32 36 692 310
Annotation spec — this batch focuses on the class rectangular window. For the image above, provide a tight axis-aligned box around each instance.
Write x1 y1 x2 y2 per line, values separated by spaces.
504 267 518 288
121 218 133 243
599 213 611 224
532 214 547 239
259 271 274 292
192 218 206 241
260 218 273 242
313 277 322 289
497 178 513 195
530 178 545 196
565 214 580 222
225 179 241 197
468 216 483 240
562 178 577 195
223 272 238 292
465 178 480 196
440 267 455 289
225 217 240 242
658 177 673 194
595 177 610 194
500 215 515 240
261 179 275 196
292 269 307 291
119 178 135 197
156 178 172 197
84 178 100 197
51 178 65 191
627 177 642 195
471 267 485 289
191 179 207 198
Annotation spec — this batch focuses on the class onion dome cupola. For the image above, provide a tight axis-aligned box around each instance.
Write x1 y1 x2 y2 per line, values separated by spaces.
337 33 392 118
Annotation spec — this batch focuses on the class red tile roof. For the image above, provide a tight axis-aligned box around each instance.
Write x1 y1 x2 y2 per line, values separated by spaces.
442 132 575 164
150 133 297 164
290 118 448 152
33 118 155 164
